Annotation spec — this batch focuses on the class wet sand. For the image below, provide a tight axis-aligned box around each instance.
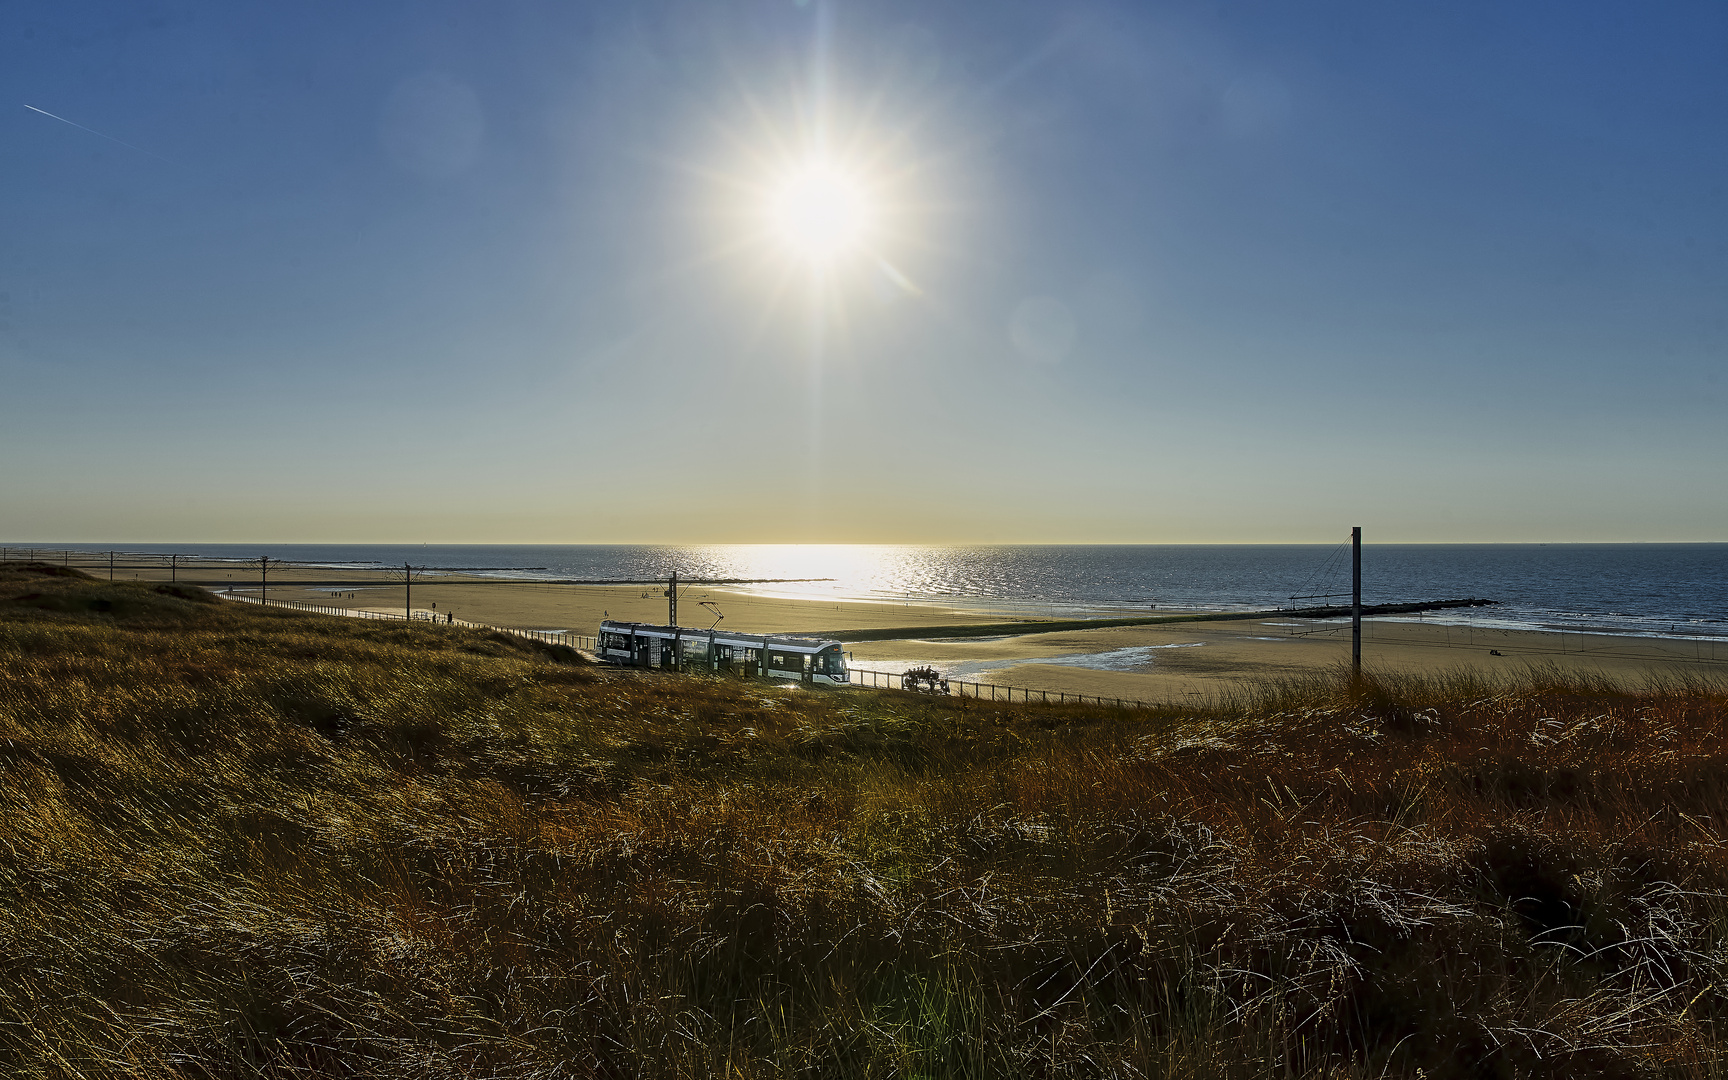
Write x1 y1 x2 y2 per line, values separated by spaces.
65 552 1728 701
844 617 1728 704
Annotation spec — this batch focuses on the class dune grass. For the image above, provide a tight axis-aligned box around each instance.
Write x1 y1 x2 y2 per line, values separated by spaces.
2 561 1727 1077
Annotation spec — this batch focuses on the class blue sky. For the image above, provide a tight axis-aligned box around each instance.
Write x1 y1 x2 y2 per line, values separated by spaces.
3 1 1723 543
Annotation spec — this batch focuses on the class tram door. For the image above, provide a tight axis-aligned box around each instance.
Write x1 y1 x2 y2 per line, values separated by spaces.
634 638 652 668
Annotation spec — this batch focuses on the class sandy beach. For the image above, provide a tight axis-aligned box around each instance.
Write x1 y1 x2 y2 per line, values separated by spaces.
57 551 1728 703
843 616 1728 703
62 552 1021 635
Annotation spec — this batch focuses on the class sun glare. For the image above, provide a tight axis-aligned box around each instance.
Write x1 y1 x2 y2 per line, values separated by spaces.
767 163 873 263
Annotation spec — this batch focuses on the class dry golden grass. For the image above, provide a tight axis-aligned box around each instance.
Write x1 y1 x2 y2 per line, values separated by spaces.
3 561 1727 1078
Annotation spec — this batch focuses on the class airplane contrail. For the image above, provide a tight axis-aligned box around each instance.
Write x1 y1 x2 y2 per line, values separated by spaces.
24 103 175 164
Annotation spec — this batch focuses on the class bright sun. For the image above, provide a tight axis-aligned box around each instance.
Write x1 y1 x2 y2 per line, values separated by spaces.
767 162 873 263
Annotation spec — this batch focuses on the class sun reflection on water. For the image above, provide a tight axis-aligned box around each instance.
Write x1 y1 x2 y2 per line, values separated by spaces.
677 544 1147 619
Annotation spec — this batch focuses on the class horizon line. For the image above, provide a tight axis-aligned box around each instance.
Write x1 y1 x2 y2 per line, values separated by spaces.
5 539 1725 548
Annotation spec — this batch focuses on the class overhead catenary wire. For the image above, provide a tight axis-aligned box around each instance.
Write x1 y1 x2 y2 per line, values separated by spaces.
1287 540 1353 605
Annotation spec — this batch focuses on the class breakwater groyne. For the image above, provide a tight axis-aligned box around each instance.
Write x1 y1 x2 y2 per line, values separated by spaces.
814 598 1498 643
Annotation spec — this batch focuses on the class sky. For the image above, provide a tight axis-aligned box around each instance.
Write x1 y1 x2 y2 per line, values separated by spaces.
2 0 1724 544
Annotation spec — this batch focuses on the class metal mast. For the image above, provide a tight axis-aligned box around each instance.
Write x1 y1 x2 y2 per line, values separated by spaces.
1351 527 1362 677
667 571 680 671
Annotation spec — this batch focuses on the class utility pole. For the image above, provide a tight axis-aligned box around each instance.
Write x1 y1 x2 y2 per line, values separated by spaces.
1352 527 1362 678
170 554 178 583
260 556 270 606
109 551 115 582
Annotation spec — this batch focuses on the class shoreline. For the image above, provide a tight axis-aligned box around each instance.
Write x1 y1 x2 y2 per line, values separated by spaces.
844 617 1727 703
18 544 1725 640
45 551 1726 702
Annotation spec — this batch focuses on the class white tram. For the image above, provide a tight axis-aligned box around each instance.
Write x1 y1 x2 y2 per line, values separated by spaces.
596 619 850 685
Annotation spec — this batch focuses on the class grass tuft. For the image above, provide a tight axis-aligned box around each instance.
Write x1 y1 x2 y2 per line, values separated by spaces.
2 562 1727 1076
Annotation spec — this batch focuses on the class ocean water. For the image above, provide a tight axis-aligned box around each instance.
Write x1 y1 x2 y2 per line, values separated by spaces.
19 542 1725 641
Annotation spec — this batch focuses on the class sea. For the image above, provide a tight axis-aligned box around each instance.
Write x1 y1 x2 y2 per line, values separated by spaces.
16 542 1726 642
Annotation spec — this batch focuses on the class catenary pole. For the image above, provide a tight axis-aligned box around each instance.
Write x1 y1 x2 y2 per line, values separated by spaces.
1352 527 1362 677
668 571 680 670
